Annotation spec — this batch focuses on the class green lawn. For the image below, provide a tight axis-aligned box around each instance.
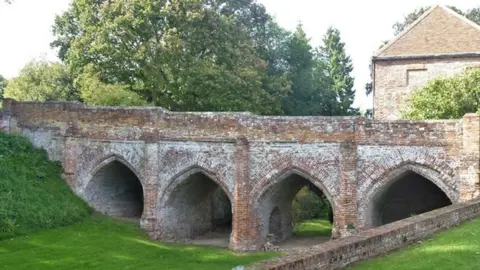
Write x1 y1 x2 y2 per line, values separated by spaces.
0 216 278 270
293 219 332 237
350 218 480 270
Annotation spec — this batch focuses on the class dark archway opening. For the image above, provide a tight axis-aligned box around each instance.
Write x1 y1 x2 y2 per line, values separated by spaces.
162 171 232 244
85 160 144 218
368 171 452 227
258 172 333 248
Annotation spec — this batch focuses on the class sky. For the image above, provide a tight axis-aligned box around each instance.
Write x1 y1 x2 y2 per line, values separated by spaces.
0 0 478 110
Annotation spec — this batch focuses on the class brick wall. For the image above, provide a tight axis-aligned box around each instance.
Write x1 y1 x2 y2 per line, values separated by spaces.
2 99 479 251
373 57 480 121
246 198 480 270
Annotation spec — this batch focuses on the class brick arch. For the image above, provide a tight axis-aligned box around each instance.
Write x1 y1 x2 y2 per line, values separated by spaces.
76 149 144 195
154 164 234 242
158 153 234 195
251 158 339 205
357 162 459 229
76 152 146 219
252 166 337 211
357 150 457 193
157 165 233 206
252 165 338 243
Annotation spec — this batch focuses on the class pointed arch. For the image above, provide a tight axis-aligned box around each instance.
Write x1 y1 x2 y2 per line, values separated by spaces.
253 166 337 243
253 166 336 211
78 153 144 193
158 165 232 205
358 162 458 229
82 154 145 218
155 164 233 242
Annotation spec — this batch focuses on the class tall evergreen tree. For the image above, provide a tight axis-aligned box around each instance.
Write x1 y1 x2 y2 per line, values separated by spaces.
282 24 314 116
319 27 358 116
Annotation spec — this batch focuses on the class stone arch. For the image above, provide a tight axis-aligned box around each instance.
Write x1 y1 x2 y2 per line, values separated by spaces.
81 154 145 218
156 165 233 242
358 162 458 229
158 165 233 204
253 166 337 243
251 159 338 202
76 144 144 193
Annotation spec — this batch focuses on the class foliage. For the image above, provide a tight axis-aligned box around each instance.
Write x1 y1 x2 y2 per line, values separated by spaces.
0 132 91 239
3 59 79 102
318 27 358 116
292 187 332 230
281 24 315 116
0 216 278 269
51 0 289 114
0 74 6 101
402 69 480 120
76 65 148 107
393 5 480 35
351 217 480 270
281 25 358 116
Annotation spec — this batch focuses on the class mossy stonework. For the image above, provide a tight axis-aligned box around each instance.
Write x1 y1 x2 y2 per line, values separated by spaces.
0 98 478 251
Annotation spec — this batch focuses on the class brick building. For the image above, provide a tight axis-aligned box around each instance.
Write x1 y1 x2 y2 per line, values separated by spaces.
372 5 480 120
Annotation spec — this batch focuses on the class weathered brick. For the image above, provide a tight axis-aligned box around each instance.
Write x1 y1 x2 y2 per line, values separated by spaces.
1 99 479 253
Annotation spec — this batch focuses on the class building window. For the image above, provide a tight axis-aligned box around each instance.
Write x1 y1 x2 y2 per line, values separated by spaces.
406 69 428 87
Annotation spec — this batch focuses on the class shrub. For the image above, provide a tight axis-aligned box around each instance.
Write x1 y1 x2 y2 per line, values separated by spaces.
403 69 480 120
291 187 332 228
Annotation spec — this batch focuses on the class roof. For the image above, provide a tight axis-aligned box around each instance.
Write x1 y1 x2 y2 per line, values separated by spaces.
373 5 480 60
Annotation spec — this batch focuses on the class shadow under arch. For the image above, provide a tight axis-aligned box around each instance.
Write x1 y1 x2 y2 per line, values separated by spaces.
253 167 336 244
83 154 145 219
359 163 458 229
156 165 233 242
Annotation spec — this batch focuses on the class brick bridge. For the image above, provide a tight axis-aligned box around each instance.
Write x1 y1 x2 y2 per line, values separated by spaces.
1 99 479 251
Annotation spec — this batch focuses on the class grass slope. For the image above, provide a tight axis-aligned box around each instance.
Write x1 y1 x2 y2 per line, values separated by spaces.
0 216 278 270
351 218 480 270
0 132 91 239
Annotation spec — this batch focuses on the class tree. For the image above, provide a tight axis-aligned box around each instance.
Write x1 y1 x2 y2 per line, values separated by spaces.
76 65 148 107
4 59 79 102
0 75 6 101
51 0 288 114
393 6 480 35
402 69 480 120
318 27 358 116
282 24 314 116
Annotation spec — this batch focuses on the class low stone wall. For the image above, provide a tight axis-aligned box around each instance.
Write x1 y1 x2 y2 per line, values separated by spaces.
247 198 480 270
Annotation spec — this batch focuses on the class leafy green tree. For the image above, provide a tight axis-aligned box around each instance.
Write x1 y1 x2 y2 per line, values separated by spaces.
4 59 79 102
51 0 288 114
76 65 148 107
402 69 480 120
318 27 358 116
393 6 480 35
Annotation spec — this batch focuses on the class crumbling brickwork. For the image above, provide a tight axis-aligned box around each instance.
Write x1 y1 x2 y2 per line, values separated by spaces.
1 99 479 251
